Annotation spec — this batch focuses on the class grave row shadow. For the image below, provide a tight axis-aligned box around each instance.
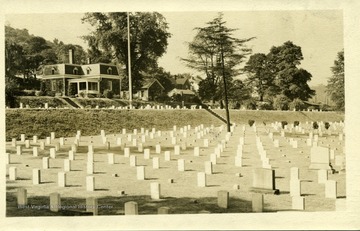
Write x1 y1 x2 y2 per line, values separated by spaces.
6 192 275 216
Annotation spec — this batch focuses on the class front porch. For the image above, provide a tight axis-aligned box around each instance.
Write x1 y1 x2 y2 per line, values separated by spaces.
68 79 100 96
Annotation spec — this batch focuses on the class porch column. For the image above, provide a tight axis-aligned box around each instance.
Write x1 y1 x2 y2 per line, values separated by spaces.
86 81 89 95
63 78 66 96
98 80 100 94
77 82 80 95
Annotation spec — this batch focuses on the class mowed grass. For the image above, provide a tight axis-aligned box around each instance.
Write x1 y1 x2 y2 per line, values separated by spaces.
6 109 344 141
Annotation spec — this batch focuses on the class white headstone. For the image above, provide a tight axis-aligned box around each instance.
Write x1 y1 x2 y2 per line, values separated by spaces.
87 162 94 174
144 149 150 159
108 153 115 164
32 169 41 185
42 157 49 169
205 161 213 175
50 148 56 159
33 147 38 157
86 176 95 191
174 145 180 155
9 167 17 180
124 148 130 157
325 180 337 199
58 172 66 187
16 146 22 155
164 151 171 161
153 157 160 169
130 155 137 167
64 159 71 172
197 172 206 187
150 182 161 200
178 159 185 171
194 146 200 156
137 166 145 180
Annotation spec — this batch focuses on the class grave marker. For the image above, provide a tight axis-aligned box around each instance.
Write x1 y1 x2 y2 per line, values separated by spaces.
124 201 138 215
64 159 71 172
108 153 115 164
217 191 229 209
137 166 145 180
17 188 27 206
158 207 170 214
32 169 41 185
87 162 94 174
178 159 185 171
86 197 98 215
250 168 279 194
124 148 130 157
194 146 200 156
290 179 301 197
309 146 330 170
197 172 206 187
130 155 137 167
33 147 38 157
292 196 305 210
318 169 328 184
144 149 150 159
58 172 66 187
205 161 213 175
252 194 264 212
164 151 171 161
150 182 161 199
9 167 17 180
86 176 95 191
42 157 49 169
325 180 337 199
153 157 160 169
16 146 22 155
50 148 56 159
50 193 61 212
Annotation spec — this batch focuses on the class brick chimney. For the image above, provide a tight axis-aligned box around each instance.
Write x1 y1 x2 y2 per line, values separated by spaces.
87 57 91 64
69 49 74 64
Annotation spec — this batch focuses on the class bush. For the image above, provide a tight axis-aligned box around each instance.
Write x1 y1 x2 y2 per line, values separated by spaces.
22 90 36 96
289 98 305 111
313 121 319 129
281 121 288 129
294 121 300 127
248 119 255 127
103 90 114 99
257 101 273 110
244 99 257 110
324 122 330 130
79 92 86 98
46 91 56 97
35 91 44 96
273 95 290 110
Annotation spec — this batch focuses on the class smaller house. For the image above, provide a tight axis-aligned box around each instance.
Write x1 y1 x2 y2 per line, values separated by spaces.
170 76 192 90
168 88 197 102
136 79 165 101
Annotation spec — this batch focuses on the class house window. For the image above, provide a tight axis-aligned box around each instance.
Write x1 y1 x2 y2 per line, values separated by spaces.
107 81 113 91
89 82 98 91
79 82 86 90
86 67 91 75
107 67 113 75
51 68 55 75
51 81 56 91
73 67 78 75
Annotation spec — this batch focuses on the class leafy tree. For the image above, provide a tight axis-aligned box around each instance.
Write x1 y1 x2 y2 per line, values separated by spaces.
82 12 171 91
326 50 344 111
243 53 273 101
182 13 254 104
5 76 20 107
266 41 315 101
182 13 254 131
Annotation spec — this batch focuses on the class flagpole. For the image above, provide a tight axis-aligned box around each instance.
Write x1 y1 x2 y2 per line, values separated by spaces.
127 12 133 109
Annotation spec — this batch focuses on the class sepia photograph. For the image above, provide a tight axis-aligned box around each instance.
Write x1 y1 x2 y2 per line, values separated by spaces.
1 0 359 230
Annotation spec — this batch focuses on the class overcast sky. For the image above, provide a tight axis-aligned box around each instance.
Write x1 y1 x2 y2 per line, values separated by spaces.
5 10 343 86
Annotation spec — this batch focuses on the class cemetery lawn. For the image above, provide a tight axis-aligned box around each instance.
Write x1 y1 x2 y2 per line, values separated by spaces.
6 119 345 216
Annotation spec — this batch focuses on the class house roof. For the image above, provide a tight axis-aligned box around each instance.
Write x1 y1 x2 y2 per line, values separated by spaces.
168 88 196 95
141 79 165 90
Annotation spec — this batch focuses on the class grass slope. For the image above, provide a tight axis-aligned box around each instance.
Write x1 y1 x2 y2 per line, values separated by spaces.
6 109 344 141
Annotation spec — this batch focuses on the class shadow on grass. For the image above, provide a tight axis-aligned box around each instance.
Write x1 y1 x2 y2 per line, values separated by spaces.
7 193 254 216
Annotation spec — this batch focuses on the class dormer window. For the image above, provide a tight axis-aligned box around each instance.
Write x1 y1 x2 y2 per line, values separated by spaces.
86 67 91 75
73 67 78 75
107 67 113 75
51 67 56 75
